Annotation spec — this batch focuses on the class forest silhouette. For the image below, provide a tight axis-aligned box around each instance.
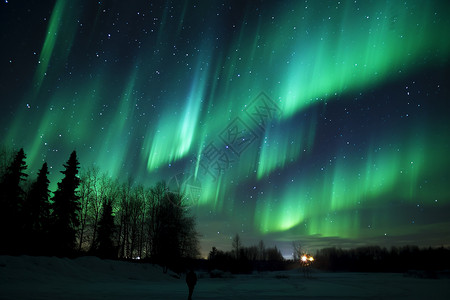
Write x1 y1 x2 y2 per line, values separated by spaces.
0 147 199 271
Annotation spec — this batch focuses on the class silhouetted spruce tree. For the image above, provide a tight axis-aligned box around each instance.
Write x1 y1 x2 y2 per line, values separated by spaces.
95 200 116 259
50 151 81 256
24 162 51 254
266 246 284 261
0 148 28 254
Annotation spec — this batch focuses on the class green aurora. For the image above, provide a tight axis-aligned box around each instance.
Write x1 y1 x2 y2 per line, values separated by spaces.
1 0 449 255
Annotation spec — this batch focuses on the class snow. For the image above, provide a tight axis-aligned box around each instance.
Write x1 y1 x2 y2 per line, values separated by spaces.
1 256 449 299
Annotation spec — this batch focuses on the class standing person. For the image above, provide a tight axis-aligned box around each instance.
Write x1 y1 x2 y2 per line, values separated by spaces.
186 269 197 300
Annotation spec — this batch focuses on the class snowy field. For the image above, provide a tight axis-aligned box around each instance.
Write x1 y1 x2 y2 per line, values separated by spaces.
1 256 449 300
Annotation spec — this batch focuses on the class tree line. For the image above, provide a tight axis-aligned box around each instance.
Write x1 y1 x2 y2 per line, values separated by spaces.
207 236 450 274
207 234 286 273
0 147 200 268
314 245 450 273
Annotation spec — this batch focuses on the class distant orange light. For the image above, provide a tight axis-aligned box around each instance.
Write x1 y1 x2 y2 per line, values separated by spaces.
301 254 314 263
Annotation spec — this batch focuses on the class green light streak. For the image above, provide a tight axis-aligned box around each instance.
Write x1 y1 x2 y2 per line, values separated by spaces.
255 196 306 233
143 0 450 185
5 75 104 189
32 0 78 93
33 0 65 90
95 68 139 176
307 211 361 239
145 55 211 171
257 116 316 179
276 0 450 118
254 124 450 238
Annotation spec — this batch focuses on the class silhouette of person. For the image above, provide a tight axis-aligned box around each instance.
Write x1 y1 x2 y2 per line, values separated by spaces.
186 269 197 300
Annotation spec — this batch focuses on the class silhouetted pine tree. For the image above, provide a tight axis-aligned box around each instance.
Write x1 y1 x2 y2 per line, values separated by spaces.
24 162 51 254
95 200 116 259
50 151 81 256
0 148 28 254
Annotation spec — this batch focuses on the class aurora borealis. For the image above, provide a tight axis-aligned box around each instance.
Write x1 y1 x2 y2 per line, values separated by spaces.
1 0 450 257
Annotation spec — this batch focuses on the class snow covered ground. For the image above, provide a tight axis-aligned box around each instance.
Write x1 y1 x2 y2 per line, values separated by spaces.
1 255 449 299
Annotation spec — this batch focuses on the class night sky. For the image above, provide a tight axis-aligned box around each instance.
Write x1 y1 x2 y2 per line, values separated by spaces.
1 0 450 258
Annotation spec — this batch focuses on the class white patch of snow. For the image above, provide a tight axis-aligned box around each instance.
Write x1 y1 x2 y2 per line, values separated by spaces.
1 256 449 299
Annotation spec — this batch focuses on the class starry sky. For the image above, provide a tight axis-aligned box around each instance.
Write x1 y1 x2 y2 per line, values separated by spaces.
1 0 450 258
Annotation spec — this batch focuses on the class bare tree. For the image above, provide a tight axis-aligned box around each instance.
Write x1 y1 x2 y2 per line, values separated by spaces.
88 169 105 252
127 185 145 258
77 169 93 251
77 168 118 252
117 181 132 258
148 181 166 258
292 241 302 261
258 240 266 260
232 233 242 260
245 245 258 261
